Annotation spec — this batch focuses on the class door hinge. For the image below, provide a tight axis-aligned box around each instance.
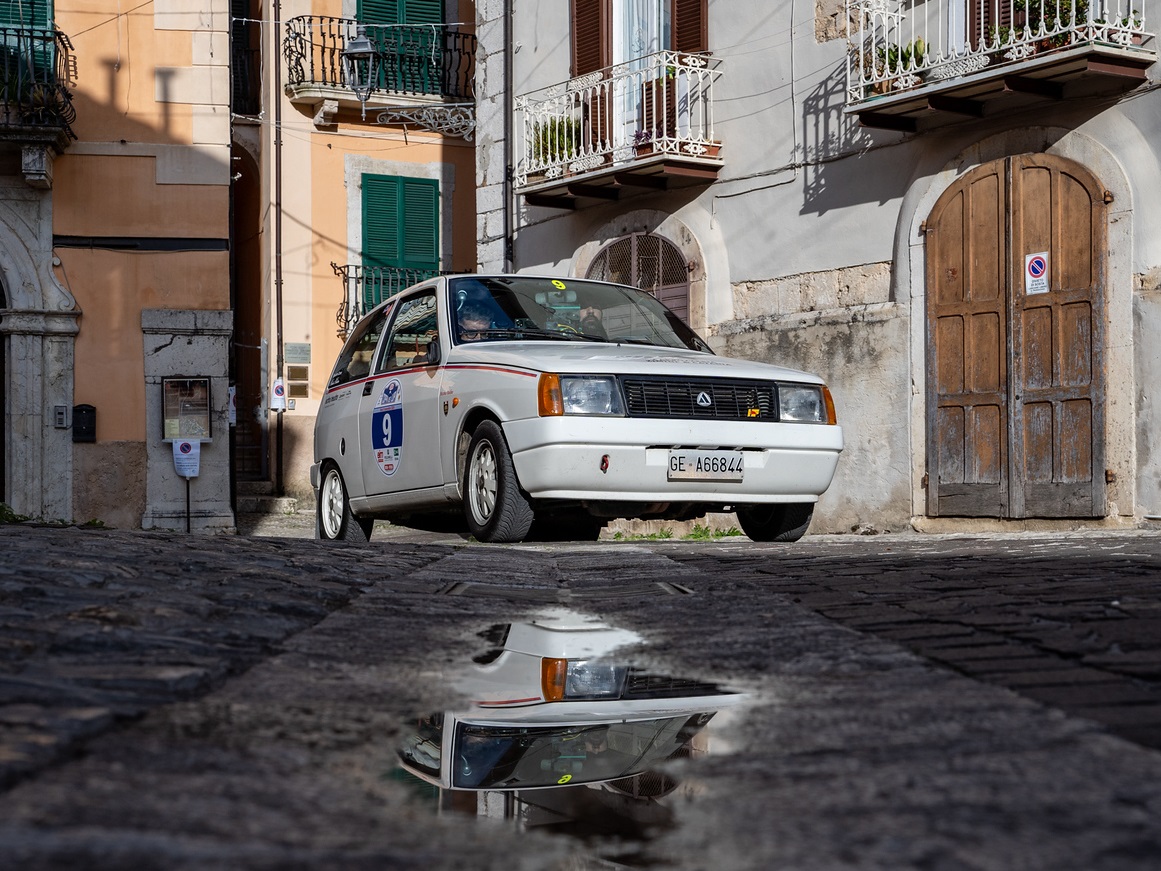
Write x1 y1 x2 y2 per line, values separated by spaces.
921 472 929 489
1103 190 1115 204
919 220 929 235
1106 469 1116 484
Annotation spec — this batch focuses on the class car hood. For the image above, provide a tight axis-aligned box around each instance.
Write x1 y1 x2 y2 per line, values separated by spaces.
446 341 823 383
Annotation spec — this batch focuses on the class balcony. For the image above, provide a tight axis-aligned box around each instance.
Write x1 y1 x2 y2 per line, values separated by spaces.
846 0 1155 131
0 27 77 150
514 51 723 209
331 263 454 336
283 16 475 129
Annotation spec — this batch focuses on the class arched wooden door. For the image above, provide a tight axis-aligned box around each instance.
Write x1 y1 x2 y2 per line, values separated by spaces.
925 154 1107 518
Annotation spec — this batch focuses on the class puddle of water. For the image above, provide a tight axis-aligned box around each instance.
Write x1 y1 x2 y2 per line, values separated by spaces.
394 609 746 865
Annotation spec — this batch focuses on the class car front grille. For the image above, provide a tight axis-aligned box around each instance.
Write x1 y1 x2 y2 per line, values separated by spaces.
620 377 777 421
622 671 732 700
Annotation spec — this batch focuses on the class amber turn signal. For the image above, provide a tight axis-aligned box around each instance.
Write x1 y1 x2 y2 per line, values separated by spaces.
823 386 837 426
538 373 564 416
541 657 567 701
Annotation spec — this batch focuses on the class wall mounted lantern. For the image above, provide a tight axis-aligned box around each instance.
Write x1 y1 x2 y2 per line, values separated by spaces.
341 25 379 119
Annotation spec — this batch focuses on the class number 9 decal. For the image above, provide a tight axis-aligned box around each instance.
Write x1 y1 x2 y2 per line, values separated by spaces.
557 773 573 784
552 279 566 289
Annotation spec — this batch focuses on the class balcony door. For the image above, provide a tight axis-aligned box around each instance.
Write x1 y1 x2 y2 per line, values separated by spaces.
571 0 705 149
925 153 1106 519
357 0 443 95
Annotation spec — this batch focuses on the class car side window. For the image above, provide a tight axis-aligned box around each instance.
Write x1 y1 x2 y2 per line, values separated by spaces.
329 306 390 387
376 292 439 371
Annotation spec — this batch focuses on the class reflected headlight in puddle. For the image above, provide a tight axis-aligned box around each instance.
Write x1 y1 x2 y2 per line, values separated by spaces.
541 658 628 701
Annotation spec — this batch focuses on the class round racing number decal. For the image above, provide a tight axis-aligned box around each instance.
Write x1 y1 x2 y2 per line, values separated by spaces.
552 279 566 289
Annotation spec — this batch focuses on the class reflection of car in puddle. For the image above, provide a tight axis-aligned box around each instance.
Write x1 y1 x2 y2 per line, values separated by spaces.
396 610 744 845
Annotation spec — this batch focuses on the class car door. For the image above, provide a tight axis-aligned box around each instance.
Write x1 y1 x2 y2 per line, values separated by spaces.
359 288 446 497
318 302 394 500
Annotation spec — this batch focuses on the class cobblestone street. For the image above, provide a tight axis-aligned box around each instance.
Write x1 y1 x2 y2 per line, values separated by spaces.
1 521 1160 869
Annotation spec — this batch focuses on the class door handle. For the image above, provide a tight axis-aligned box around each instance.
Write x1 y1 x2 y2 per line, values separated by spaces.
362 380 375 396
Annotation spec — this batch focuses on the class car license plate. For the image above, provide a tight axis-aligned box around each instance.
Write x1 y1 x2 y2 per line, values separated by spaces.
667 450 744 482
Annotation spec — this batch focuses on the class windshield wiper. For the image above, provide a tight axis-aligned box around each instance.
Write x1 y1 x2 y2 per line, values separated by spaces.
472 328 607 342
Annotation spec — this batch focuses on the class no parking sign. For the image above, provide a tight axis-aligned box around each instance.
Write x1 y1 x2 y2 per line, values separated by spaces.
172 439 201 479
1025 252 1049 295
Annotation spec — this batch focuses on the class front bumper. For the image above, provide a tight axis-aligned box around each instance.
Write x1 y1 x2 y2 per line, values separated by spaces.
503 416 843 503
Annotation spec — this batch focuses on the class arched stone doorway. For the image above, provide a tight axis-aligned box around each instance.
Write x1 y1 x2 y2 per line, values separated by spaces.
585 233 691 322
925 153 1107 519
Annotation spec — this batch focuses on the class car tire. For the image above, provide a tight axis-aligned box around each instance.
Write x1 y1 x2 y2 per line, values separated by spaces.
463 420 535 543
736 503 813 543
317 464 373 542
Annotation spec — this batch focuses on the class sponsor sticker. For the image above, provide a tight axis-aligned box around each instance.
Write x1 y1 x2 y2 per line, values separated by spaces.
371 379 404 476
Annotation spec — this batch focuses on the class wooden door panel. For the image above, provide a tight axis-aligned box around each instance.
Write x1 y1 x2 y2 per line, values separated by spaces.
968 405 1003 483
1010 154 1104 518
969 311 1002 391
928 154 1105 519
1060 302 1093 385
927 162 1008 516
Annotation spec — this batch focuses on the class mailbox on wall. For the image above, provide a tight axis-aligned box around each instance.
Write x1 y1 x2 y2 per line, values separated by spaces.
72 404 96 443
162 377 211 441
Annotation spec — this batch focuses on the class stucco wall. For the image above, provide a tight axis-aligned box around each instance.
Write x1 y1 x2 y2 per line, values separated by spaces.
715 299 913 534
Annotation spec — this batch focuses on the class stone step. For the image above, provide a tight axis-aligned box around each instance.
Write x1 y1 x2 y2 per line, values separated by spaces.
236 495 299 516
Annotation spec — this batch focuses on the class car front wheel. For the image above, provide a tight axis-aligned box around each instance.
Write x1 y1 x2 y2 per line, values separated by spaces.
317 464 373 542
463 420 535 543
736 503 813 543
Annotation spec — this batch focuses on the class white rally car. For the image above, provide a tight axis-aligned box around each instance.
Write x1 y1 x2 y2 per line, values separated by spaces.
397 609 744 792
311 274 843 543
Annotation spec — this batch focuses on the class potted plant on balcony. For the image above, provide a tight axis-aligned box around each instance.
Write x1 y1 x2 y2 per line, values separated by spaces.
529 116 582 180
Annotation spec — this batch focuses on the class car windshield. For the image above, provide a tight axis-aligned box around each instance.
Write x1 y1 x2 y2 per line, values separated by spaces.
450 276 711 352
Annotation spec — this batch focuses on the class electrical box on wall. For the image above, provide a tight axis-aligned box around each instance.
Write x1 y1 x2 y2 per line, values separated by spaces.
73 404 96 443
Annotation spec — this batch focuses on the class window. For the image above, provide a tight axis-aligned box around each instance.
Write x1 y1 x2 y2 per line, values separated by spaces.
377 291 439 370
570 0 706 75
361 174 440 308
330 303 392 386
570 0 707 146
586 233 691 323
357 0 445 95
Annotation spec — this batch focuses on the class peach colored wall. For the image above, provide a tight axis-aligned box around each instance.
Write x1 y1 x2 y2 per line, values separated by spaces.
57 5 196 144
62 248 230 442
54 155 228 236
303 134 479 401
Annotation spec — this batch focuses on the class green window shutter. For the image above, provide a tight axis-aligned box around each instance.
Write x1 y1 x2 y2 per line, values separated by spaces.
0 0 51 28
357 0 400 25
402 0 443 24
361 174 440 308
400 178 439 270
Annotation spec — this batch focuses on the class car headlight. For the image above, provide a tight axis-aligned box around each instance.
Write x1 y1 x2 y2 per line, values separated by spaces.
778 383 835 423
538 374 625 416
542 658 628 701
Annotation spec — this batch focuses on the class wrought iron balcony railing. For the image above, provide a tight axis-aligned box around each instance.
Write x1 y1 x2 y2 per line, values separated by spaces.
514 50 722 189
332 263 453 336
847 0 1154 109
284 16 476 103
0 27 76 140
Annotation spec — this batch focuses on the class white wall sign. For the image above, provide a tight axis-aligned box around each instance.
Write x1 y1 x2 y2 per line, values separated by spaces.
1025 252 1049 295
270 377 287 411
173 440 201 478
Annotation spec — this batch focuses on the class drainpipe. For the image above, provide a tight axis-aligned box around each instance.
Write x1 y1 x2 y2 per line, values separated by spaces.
503 0 514 271
273 0 285 496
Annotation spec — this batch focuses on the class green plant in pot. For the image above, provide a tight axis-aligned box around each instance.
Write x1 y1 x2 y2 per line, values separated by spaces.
531 116 581 165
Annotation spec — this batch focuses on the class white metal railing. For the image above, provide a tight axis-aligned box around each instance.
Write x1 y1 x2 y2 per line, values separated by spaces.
847 0 1154 102
514 51 723 187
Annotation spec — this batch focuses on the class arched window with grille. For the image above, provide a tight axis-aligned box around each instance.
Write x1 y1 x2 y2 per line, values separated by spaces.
585 233 690 323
